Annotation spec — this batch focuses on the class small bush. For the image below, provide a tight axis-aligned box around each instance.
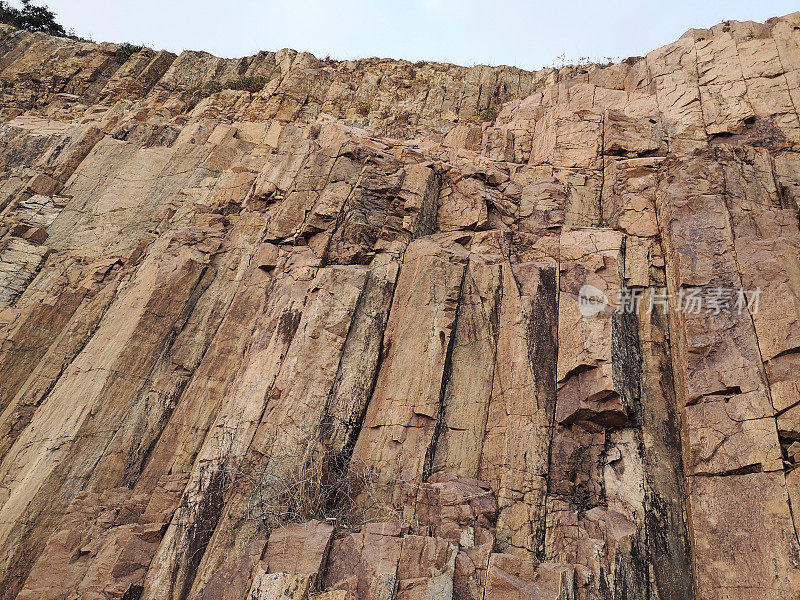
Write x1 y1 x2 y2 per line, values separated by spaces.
213 442 406 535
248 458 396 532
185 76 267 111
205 80 223 94
222 75 268 93
355 101 372 116
478 105 500 122
116 42 143 65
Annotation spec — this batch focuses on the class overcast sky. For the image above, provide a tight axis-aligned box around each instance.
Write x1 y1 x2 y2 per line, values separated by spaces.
20 1 800 70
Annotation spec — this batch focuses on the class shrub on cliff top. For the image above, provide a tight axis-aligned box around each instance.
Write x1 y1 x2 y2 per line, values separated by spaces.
116 42 143 65
0 0 66 37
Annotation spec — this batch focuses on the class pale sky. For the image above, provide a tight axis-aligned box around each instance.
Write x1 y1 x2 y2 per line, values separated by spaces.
17 1 800 70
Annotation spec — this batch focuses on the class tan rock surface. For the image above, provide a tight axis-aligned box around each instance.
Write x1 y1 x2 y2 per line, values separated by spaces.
1 12 800 600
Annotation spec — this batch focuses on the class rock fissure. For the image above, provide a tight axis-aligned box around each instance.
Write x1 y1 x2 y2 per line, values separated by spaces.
2 13 800 600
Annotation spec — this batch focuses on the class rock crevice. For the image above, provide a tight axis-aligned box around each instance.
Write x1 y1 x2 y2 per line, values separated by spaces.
1 13 800 600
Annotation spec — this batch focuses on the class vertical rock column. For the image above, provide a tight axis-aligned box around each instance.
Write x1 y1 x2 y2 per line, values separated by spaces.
477 251 559 558
656 151 800 600
350 236 468 516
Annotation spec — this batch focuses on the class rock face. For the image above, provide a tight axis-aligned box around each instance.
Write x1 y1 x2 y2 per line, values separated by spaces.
1 12 800 600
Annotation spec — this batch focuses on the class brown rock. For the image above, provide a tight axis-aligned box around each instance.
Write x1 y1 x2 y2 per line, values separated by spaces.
195 538 266 600
263 520 334 577
484 553 576 600
1 13 800 600
688 472 800 599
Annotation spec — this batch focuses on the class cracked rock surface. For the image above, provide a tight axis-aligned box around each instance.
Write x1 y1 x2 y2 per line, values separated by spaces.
1 12 800 600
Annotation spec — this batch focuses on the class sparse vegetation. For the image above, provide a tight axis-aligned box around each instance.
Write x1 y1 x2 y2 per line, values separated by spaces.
722 20 732 33
479 105 500 122
221 75 268 93
355 101 372 116
209 441 408 536
115 42 143 65
185 76 268 110
244 452 400 532
552 53 601 70
0 0 64 36
205 81 223 95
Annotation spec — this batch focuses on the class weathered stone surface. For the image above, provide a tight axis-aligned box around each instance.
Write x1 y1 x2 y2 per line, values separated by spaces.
16 475 184 600
349 237 468 515
262 520 334 577
323 522 405 599
484 553 578 600
248 571 313 600
688 472 800 599
1 12 800 600
195 538 266 600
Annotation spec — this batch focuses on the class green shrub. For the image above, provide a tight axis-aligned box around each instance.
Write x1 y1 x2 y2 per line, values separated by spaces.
116 42 143 65
205 80 223 94
478 105 500 122
355 101 372 116
185 76 268 111
222 76 268 93
0 0 65 36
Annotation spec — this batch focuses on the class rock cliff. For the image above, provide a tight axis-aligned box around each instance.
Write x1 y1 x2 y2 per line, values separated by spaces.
1 12 800 600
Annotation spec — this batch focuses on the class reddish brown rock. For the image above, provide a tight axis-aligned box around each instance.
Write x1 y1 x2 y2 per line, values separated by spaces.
263 520 334 577
16 475 184 600
688 472 800 600
484 553 578 600
195 538 266 600
0 12 800 600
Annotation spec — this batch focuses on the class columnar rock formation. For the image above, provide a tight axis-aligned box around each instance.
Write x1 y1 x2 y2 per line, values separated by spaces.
1 12 800 600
